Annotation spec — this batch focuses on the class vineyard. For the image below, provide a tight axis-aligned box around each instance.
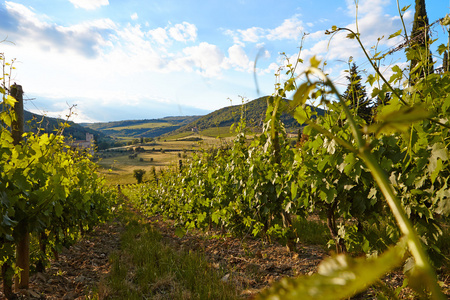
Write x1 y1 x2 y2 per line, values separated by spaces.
1 54 118 298
122 11 450 300
1 2 450 300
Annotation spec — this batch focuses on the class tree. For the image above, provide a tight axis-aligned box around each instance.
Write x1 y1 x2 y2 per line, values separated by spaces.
409 0 433 79
133 169 146 184
443 48 449 73
342 63 372 123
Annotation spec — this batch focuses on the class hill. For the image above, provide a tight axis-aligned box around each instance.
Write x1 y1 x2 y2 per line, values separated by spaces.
10 108 118 149
80 96 325 140
170 96 325 135
81 116 201 139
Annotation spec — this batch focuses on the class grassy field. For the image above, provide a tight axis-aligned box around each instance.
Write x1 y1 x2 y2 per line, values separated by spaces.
97 135 238 185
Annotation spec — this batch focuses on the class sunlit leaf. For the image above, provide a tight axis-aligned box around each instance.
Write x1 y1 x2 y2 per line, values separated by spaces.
440 14 450 26
257 239 407 300
309 56 321 69
388 29 402 40
369 105 431 135
401 5 411 12
291 182 298 200
437 44 448 56
5 95 17 106
292 81 316 108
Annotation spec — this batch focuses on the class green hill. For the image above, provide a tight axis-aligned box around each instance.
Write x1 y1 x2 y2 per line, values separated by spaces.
81 115 201 139
19 110 119 149
170 96 325 135
79 96 325 140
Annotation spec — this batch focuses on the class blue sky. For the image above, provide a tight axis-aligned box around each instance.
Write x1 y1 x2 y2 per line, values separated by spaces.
0 0 448 122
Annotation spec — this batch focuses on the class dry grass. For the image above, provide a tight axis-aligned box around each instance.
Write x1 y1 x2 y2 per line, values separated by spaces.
95 209 238 300
97 137 234 185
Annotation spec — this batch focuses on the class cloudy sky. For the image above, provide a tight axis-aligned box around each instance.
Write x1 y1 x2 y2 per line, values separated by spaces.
0 0 448 122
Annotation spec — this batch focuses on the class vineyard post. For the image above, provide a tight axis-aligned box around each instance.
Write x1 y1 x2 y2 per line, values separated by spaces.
11 84 24 144
10 84 30 290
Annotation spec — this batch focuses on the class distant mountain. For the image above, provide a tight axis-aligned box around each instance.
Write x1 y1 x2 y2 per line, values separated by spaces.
171 96 325 134
81 115 201 139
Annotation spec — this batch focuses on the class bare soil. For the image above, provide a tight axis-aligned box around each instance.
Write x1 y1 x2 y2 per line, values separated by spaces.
2 212 448 299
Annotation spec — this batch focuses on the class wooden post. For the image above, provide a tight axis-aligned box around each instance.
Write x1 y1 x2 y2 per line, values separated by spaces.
11 84 24 145
10 84 30 291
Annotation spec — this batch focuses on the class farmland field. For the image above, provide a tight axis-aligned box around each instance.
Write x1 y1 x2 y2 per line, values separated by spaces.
97 134 240 185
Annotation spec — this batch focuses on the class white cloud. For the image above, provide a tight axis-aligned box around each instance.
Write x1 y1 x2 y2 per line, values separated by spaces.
267 15 304 41
68 0 109 10
148 27 170 45
178 42 225 77
4 1 42 26
131 13 138 20
169 22 197 42
3 2 115 58
297 0 413 67
226 15 304 45
238 27 265 43
224 44 253 72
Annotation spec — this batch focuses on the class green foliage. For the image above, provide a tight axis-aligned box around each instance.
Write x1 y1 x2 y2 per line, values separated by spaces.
0 58 117 294
123 108 302 242
113 3 450 298
133 169 146 184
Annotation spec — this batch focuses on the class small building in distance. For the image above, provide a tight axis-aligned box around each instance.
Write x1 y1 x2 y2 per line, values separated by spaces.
69 132 95 154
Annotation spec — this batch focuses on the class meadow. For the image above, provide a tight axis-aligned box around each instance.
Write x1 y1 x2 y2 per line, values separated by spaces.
97 131 241 185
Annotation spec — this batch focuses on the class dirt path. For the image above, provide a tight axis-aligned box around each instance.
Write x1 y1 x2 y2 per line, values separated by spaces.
2 211 448 299
145 215 327 297
1 213 328 299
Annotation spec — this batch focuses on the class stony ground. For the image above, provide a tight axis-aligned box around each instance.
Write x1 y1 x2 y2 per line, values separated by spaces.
1 212 448 299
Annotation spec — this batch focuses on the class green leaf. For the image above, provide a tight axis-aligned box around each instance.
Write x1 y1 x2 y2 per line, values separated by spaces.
293 105 310 125
257 239 407 300
54 202 63 217
309 56 321 69
346 32 358 39
437 44 448 56
430 159 443 184
369 105 431 135
292 82 316 109
291 182 298 199
388 29 402 40
428 143 448 178
401 5 411 12
5 95 17 106
366 74 376 86
436 195 450 216
389 65 403 84
440 14 450 26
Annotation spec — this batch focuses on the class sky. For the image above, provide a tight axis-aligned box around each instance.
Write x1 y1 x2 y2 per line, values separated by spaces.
0 0 448 123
